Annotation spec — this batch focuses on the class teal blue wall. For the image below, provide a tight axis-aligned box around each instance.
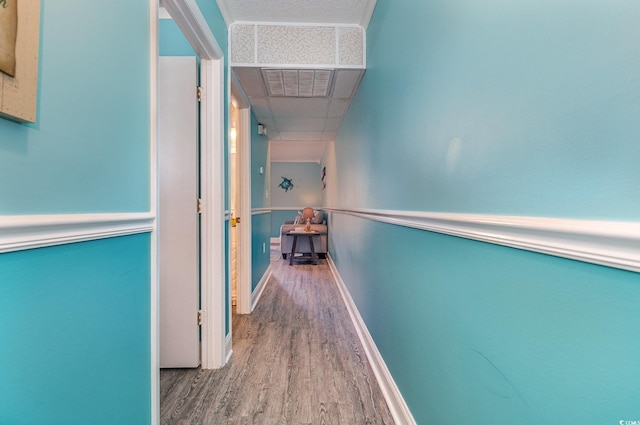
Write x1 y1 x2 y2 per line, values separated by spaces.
0 1 153 424
271 162 322 208
159 19 196 56
270 162 322 238
329 1 640 424
0 0 150 215
270 209 298 238
0 235 151 425
251 115 271 288
338 0 640 219
251 114 269 209
251 213 271 291
329 216 640 425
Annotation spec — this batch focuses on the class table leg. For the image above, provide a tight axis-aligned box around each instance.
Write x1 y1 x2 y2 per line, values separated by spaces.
308 235 317 265
289 234 298 266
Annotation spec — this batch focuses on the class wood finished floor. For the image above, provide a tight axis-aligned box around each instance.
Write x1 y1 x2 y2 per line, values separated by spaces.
160 247 395 425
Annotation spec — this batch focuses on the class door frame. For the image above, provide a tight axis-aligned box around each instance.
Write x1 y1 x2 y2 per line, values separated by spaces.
230 79 253 315
161 0 226 370
155 0 226 394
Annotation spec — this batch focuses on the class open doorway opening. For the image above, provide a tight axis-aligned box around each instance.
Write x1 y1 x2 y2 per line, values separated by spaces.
156 0 226 375
229 84 252 316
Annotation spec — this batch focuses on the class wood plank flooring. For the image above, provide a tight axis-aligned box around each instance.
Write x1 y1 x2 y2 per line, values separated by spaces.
160 247 395 425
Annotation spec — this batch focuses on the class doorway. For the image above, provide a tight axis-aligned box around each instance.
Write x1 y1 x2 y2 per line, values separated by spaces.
156 0 226 373
229 85 252 316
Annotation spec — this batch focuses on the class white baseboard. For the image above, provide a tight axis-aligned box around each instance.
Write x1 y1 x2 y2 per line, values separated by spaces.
270 237 280 245
251 265 272 311
225 332 233 364
327 254 416 425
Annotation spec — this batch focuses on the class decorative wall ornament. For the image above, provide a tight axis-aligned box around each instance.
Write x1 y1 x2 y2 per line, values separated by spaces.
321 166 326 190
278 176 294 192
0 0 41 122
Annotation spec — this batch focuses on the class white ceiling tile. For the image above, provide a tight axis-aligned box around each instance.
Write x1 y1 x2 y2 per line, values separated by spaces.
322 131 338 140
332 69 363 99
267 129 281 140
275 117 326 132
217 0 377 28
323 117 343 131
269 98 330 118
328 99 350 118
270 140 327 162
249 97 272 117
278 131 324 141
257 116 276 128
233 68 267 98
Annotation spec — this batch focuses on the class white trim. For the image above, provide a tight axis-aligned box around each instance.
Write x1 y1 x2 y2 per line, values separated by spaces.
230 62 364 70
199 57 227 370
162 0 224 59
230 70 250 108
270 237 280 245
0 213 155 253
270 206 323 211
235 106 253 315
149 2 159 424
266 157 326 163
327 254 416 425
325 208 640 274
251 208 271 215
251 265 272 311
158 6 171 20
162 0 227 370
233 21 364 29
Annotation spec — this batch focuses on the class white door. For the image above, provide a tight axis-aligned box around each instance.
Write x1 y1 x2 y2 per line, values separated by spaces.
158 56 200 368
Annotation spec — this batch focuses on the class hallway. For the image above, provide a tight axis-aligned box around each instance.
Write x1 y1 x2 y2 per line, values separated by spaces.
160 248 395 425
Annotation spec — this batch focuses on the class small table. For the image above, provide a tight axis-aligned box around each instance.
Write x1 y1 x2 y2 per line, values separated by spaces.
286 230 319 266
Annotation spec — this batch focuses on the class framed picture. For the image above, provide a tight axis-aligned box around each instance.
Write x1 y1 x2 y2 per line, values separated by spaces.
0 0 41 123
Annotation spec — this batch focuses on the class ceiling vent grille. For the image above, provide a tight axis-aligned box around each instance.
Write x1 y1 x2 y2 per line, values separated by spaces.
261 69 335 97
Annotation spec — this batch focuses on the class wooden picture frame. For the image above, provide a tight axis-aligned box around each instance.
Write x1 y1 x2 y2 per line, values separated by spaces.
0 0 41 123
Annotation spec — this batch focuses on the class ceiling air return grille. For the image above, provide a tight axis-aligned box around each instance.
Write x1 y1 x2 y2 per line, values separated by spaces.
261 69 335 97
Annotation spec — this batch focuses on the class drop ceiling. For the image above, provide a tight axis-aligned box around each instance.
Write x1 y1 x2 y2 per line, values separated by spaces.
217 0 377 28
218 0 376 162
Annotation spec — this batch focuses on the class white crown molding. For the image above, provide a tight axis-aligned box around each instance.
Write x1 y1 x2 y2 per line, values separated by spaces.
0 213 155 253
251 208 272 215
230 62 364 70
327 254 417 425
324 208 640 273
270 206 322 211
233 21 363 29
